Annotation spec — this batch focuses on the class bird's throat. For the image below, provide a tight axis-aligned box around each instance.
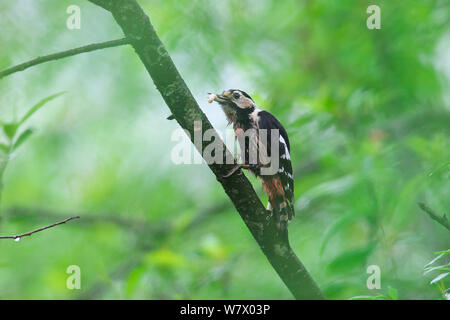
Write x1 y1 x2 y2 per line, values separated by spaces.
221 104 255 128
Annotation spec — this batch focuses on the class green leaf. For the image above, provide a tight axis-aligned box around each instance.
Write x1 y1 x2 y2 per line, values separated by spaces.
430 272 449 285
125 265 145 298
424 252 446 269
12 128 34 151
388 287 399 300
434 249 450 256
2 123 18 140
428 161 450 176
424 264 450 275
19 91 66 125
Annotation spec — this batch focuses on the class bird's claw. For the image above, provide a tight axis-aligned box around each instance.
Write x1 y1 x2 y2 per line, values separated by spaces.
223 164 242 178
223 163 256 178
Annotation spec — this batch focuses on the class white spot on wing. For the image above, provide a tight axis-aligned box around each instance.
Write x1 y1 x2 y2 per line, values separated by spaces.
279 135 290 160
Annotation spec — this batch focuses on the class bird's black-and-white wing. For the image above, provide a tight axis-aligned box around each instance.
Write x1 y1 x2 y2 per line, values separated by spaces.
257 111 295 217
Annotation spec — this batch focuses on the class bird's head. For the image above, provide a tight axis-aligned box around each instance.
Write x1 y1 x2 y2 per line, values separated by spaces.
210 89 256 110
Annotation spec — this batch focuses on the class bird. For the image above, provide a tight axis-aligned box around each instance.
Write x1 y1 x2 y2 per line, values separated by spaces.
209 89 295 223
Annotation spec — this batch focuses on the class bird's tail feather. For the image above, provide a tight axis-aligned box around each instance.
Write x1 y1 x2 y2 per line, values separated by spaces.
262 176 295 222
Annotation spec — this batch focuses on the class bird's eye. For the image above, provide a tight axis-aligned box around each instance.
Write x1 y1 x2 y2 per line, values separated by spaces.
233 92 240 99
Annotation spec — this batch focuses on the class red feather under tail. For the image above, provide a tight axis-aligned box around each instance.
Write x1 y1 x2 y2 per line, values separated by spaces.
261 176 293 222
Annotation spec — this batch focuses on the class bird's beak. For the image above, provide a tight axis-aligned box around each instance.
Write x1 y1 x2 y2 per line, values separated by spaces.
209 91 231 104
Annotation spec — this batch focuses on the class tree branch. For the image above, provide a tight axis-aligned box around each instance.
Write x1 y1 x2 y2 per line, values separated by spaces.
0 38 130 79
0 216 80 240
418 202 450 231
88 0 324 299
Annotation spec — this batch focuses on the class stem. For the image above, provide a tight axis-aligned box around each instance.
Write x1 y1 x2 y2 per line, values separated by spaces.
418 202 450 231
0 216 80 240
0 38 130 79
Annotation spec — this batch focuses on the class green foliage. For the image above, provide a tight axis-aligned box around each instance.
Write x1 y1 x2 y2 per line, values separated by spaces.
12 129 34 151
0 92 65 153
424 250 450 299
0 91 65 209
18 92 66 126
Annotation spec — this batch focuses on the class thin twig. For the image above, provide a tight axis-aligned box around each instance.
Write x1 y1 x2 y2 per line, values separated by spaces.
0 38 130 79
418 202 450 231
0 216 80 240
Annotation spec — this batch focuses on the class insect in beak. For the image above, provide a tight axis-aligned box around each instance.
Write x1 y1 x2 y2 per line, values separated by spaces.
208 91 231 104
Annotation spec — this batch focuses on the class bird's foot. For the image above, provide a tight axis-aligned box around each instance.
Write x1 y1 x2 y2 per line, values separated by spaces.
223 164 244 178
223 163 259 178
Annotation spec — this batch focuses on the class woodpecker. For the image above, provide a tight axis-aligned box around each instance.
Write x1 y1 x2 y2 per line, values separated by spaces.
209 89 294 222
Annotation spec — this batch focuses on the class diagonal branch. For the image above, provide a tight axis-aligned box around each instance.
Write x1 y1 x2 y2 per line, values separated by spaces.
0 216 80 240
88 0 325 299
0 38 130 79
418 202 450 231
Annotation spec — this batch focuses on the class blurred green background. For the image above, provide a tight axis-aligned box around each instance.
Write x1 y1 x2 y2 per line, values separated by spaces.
0 0 449 299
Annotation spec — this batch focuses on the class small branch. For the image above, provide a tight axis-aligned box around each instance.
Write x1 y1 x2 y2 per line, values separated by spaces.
0 216 80 240
0 38 130 79
418 202 450 231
